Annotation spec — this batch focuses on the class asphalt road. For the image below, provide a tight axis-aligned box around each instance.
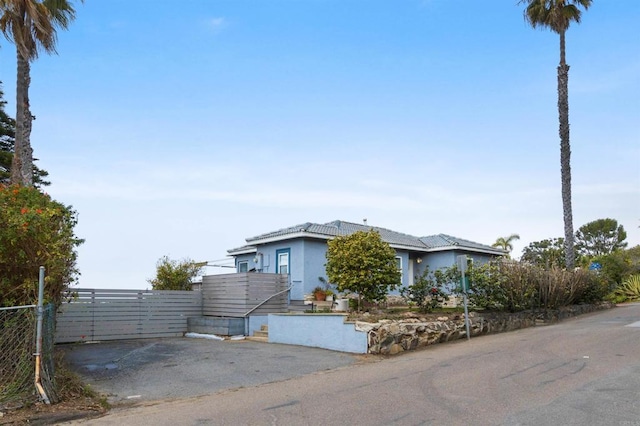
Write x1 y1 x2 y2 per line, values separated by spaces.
64 303 640 425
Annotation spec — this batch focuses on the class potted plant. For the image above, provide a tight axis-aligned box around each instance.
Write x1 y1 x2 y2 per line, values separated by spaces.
312 286 326 301
324 289 334 302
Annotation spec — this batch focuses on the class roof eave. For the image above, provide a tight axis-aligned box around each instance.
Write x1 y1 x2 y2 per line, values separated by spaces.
425 245 506 255
227 246 258 256
245 231 331 246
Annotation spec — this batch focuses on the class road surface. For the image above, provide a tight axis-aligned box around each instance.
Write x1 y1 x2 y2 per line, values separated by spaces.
66 303 640 425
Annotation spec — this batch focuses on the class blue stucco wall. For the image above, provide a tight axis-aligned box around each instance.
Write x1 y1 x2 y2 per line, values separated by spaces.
235 238 500 301
236 239 414 300
247 315 268 336
268 313 368 354
419 251 495 275
388 251 410 295
301 239 331 299
419 251 456 275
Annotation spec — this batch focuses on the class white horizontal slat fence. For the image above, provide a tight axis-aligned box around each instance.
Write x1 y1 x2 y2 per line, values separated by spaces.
55 289 202 343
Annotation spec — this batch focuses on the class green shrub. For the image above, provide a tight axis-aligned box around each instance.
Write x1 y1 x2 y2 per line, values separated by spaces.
0 184 83 306
401 267 453 313
608 275 640 303
148 256 202 291
461 260 604 312
326 230 400 310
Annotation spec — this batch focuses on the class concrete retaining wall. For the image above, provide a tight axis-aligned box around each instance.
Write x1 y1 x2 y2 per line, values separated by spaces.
268 313 368 354
187 317 244 336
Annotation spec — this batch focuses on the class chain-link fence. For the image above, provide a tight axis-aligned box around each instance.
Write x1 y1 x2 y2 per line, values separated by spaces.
41 304 58 403
0 303 58 408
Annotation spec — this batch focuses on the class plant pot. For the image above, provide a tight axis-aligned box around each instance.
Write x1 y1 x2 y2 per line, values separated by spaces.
314 292 326 301
335 299 349 311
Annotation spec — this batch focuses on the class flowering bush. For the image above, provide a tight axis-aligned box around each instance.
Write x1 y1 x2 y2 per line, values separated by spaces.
401 267 453 313
0 184 83 306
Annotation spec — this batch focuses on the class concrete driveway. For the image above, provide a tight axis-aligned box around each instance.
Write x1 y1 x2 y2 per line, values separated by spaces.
60 337 362 405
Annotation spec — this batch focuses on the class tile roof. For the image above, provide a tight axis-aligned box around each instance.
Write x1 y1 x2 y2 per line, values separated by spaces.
231 220 505 255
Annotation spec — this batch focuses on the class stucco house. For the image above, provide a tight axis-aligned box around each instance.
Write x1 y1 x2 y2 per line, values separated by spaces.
227 220 506 306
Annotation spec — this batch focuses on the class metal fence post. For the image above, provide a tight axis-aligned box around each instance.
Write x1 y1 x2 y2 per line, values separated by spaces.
34 266 50 404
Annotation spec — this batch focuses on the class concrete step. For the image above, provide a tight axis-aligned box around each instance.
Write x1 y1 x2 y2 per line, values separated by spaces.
247 325 269 343
247 325 269 342
253 330 268 338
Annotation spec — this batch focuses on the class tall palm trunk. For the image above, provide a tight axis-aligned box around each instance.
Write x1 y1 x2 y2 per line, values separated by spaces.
557 30 575 269
11 50 33 186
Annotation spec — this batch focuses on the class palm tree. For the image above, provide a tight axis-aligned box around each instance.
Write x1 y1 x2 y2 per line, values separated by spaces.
492 234 521 254
519 0 591 270
0 0 80 186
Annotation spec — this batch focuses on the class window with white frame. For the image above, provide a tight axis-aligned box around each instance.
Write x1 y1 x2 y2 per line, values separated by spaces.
396 256 403 281
238 261 248 273
277 250 290 274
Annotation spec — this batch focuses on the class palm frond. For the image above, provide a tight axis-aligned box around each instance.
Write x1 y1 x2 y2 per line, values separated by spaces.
520 0 592 34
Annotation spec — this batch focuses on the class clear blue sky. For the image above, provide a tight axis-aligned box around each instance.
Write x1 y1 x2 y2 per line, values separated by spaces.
1 0 638 289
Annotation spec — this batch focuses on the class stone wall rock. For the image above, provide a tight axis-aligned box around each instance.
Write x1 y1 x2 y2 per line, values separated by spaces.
365 303 613 355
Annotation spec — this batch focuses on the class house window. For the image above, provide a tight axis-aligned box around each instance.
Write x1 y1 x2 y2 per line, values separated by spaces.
238 261 248 273
276 249 290 275
396 256 403 281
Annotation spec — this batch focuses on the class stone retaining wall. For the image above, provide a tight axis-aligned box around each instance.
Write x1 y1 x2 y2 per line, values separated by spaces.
359 303 614 355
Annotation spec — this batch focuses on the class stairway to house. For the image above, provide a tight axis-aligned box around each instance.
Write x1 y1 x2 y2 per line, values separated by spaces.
248 324 268 342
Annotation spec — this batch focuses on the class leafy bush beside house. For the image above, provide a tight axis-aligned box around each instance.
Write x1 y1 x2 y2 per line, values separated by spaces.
325 229 401 311
401 267 453 313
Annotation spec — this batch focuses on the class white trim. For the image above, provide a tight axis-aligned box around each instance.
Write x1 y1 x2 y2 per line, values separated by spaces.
227 246 257 255
246 231 326 245
395 256 403 283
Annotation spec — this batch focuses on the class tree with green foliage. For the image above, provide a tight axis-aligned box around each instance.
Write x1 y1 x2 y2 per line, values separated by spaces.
492 234 520 254
0 0 81 186
520 237 566 269
575 218 627 257
148 256 202 291
0 184 83 307
0 82 49 187
520 0 592 270
325 230 400 311
584 246 640 291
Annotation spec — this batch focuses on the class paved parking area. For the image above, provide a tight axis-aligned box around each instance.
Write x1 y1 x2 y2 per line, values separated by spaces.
60 337 362 405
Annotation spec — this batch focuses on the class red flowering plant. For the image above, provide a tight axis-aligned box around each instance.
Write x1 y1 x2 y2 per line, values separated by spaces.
400 266 455 313
0 184 83 307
